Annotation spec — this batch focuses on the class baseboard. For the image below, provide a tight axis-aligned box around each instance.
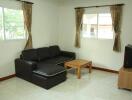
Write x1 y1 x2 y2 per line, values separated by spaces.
0 67 118 81
92 66 119 74
0 74 16 81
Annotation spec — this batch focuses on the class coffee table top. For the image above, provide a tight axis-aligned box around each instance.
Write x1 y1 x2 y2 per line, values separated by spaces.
65 59 92 68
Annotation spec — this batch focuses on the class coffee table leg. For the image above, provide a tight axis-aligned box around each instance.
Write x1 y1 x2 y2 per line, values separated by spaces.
77 67 81 79
89 62 92 73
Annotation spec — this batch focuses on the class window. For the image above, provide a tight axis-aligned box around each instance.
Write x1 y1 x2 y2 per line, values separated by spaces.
82 7 113 39
0 6 25 40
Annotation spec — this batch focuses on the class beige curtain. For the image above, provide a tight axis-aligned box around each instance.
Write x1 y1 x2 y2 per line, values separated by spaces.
75 8 84 48
22 2 33 49
110 5 123 52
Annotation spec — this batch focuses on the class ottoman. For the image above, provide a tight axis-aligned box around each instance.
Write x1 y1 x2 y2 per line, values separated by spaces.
32 64 67 89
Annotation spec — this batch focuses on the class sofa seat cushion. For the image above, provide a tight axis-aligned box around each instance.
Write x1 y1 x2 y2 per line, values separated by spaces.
42 56 72 65
33 64 66 77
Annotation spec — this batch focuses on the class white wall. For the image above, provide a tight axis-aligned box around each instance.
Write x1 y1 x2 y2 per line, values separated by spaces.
31 0 59 47
0 0 59 78
58 0 132 71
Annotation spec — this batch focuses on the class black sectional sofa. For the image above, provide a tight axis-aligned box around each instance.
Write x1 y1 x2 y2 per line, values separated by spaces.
15 45 75 89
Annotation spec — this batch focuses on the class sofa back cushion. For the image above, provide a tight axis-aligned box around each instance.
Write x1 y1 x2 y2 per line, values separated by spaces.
49 45 61 57
22 49 38 61
37 47 50 61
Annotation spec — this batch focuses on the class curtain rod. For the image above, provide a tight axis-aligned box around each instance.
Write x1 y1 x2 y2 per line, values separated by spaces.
75 3 124 9
16 0 34 4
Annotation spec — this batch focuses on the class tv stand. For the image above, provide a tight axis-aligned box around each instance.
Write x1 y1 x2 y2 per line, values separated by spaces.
118 67 132 90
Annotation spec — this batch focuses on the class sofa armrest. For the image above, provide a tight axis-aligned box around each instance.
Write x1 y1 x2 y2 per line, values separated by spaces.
15 58 37 81
60 51 76 59
15 58 37 70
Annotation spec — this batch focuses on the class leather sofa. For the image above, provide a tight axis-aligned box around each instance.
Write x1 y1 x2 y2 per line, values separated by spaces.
15 45 75 89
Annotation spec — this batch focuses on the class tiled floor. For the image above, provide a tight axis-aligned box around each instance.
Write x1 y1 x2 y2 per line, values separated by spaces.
0 69 132 100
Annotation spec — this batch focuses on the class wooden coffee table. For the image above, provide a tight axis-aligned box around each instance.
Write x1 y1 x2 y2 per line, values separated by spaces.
64 59 92 79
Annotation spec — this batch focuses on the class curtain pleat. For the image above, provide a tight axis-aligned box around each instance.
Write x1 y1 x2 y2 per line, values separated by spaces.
22 2 33 49
75 8 84 48
110 5 123 52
